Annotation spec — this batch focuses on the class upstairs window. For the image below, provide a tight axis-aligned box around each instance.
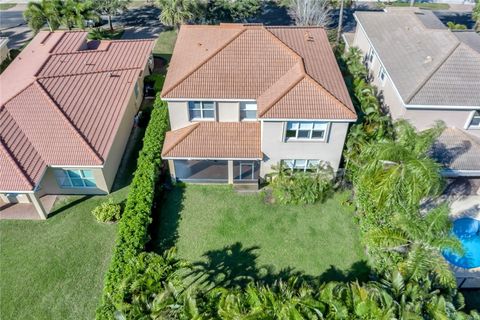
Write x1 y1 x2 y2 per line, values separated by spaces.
378 66 386 86
367 46 375 64
54 169 96 188
240 102 257 120
189 101 215 121
468 111 480 129
285 122 328 141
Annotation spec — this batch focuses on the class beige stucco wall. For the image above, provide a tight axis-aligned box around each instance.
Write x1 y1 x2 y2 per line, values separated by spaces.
0 40 9 64
352 25 480 137
168 101 190 130
260 121 349 175
218 102 240 121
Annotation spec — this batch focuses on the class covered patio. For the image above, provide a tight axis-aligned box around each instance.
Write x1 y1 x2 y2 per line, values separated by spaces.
0 195 56 220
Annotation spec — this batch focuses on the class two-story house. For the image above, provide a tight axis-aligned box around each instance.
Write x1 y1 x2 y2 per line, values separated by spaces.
161 24 357 184
343 8 480 178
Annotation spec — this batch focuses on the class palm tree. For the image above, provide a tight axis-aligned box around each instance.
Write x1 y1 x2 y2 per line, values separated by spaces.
61 0 98 30
355 120 445 212
156 0 197 29
24 0 61 32
94 0 130 32
366 205 462 288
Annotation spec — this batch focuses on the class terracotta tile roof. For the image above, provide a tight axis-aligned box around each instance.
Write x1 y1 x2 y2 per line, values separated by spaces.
162 122 262 159
0 31 154 191
162 24 356 120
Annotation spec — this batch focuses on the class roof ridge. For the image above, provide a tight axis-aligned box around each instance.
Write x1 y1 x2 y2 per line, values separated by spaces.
162 123 200 156
406 40 461 104
264 28 304 61
161 28 247 97
36 66 142 79
258 67 305 117
304 75 357 117
34 81 103 163
0 130 35 189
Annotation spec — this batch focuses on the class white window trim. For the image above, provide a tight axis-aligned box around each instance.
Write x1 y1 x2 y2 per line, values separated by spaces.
378 66 386 87
188 101 216 121
54 169 97 189
283 159 321 172
284 121 329 142
465 110 480 130
239 102 258 121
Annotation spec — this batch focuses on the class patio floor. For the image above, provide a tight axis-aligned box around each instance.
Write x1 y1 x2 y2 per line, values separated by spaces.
0 196 57 220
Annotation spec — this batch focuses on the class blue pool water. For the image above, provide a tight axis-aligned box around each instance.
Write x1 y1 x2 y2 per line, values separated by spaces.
443 218 480 269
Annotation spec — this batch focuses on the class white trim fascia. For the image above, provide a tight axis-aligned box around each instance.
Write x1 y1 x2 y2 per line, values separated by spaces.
164 157 262 161
405 105 480 110
0 190 35 194
163 98 257 102
49 165 104 168
261 118 356 122
464 110 476 129
441 169 480 177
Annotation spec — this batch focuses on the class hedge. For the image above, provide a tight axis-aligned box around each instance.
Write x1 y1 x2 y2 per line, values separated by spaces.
96 95 169 319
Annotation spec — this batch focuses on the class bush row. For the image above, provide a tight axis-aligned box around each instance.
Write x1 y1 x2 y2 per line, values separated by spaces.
96 95 169 319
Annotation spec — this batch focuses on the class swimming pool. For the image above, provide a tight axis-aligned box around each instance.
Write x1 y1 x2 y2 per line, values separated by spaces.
443 218 480 269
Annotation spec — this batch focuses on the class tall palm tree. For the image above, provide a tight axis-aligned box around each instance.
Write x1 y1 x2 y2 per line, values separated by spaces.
156 0 197 29
61 0 98 30
366 205 462 288
355 120 445 212
24 0 61 32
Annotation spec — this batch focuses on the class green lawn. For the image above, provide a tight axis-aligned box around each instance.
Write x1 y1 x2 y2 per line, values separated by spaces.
152 185 368 289
0 126 146 319
153 30 177 60
386 2 449 10
0 3 16 10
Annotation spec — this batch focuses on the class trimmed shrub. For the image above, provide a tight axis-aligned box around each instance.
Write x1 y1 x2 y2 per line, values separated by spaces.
96 95 170 319
269 162 334 205
92 199 121 222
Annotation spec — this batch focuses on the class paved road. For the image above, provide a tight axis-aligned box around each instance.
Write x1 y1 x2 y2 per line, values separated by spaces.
0 4 33 49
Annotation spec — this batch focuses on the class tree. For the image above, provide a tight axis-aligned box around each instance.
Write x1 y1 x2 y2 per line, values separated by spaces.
204 0 261 23
156 0 198 29
94 0 130 32
473 0 480 32
24 0 61 32
335 0 344 46
60 0 98 30
355 120 445 213
366 205 462 288
288 0 332 26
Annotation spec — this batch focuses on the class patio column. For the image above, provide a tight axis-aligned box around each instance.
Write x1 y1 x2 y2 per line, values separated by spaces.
168 160 176 182
27 193 47 220
228 160 234 184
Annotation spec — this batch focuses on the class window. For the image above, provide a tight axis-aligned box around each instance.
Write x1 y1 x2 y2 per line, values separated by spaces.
188 101 215 120
283 159 321 172
285 122 328 141
134 83 139 98
54 169 96 188
378 66 386 85
367 46 375 64
240 102 257 120
468 111 480 129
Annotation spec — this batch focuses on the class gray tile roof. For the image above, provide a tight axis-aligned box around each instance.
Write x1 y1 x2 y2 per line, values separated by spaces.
431 128 480 171
354 9 480 107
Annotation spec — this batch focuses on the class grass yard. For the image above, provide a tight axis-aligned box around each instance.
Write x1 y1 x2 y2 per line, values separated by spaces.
0 3 16 10
152 185 368 289
386 1 449 10
0 126 146 320
153 30 177 61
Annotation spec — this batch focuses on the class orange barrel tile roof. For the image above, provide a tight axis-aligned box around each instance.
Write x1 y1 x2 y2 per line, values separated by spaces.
0 31 154 192
162 122 262 159
161 24 356 121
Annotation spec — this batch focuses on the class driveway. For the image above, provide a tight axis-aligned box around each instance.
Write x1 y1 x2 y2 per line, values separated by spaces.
0 3 33 49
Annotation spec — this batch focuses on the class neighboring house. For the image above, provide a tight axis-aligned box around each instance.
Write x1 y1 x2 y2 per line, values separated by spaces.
0 31 154 219
344 8 480 177
0 38 8 63
161 24 356 184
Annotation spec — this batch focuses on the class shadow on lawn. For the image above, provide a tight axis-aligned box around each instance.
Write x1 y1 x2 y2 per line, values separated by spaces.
187 242 371 291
